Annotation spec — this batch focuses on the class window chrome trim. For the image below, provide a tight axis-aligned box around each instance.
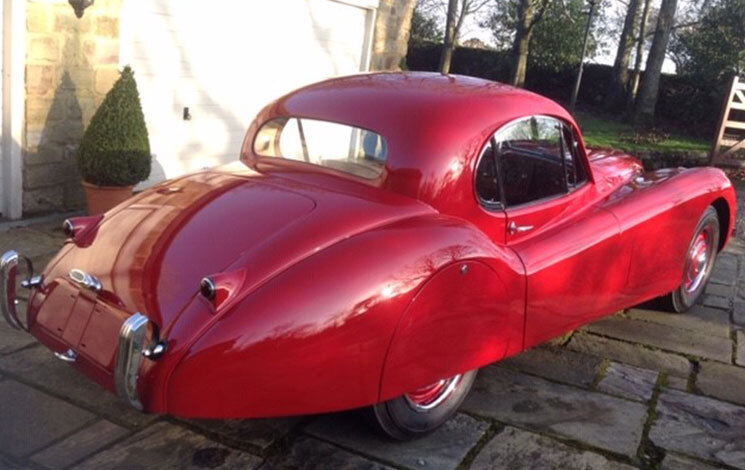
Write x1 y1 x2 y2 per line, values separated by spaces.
475 115 591 212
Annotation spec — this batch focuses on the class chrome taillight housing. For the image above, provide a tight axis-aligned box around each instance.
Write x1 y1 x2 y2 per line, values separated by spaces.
62 214 104 246
199 269 247 311
199 277 217 301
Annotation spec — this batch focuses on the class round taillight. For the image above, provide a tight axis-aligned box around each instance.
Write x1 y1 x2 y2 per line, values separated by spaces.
200 277 216 301
62 219 75 238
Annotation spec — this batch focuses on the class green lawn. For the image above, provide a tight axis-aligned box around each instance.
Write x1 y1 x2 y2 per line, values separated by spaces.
575 111 711 154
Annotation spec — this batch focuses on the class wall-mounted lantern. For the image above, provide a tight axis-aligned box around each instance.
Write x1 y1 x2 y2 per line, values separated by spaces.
68 0 94 18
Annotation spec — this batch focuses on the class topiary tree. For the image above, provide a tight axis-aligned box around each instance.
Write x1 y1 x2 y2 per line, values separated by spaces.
77 65 151 186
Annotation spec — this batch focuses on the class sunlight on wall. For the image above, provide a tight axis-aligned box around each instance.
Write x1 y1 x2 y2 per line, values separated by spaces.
120 0 376 188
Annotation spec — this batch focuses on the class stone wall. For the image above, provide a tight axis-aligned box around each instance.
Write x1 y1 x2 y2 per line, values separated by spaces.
370 0 416 71
23 0 121 215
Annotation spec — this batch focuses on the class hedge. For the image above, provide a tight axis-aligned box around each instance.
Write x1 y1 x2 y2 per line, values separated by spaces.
406 41 727 137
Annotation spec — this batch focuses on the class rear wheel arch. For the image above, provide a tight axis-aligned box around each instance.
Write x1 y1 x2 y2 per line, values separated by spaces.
378 256 524 402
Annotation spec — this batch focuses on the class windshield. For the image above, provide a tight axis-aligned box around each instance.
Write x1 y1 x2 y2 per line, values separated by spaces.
253 117 388 179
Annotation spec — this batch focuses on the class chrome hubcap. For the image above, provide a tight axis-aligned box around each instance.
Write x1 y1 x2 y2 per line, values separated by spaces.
684 226 714 294
404 374 462 412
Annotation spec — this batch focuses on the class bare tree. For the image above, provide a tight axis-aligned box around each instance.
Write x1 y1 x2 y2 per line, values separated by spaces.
440 0 459 73
439 0 491 74
634 0 678 126
509 0 550 87
607 0 640 109
626 0 653 112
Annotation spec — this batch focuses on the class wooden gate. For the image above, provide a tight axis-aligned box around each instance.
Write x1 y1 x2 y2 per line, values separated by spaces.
711 76 745 167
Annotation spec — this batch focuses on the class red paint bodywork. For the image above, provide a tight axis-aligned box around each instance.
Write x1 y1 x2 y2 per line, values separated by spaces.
26 73 736 418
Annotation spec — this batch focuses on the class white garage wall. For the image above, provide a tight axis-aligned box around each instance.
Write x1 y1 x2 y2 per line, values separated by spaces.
1 0 24 219
120 0 378 188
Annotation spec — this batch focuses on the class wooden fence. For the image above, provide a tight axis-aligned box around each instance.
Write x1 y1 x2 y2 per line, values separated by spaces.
711 76 745 167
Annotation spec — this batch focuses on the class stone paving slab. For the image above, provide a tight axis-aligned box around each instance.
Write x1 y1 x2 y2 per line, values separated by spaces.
626 306 731 339
715 253 739 271
738 330 745 367
597 362 658 403
701 294 731 310
0 345 155 428
709 265 738 286
0 321 36 356
568 333 692 377
0 380 95 458
706 282 734 298
182 417 303 454
0 227 64 264
650 389 745 469
666 375 689 392
661 453 721 470
585 316 732 362
265 436 393 470
306 412 488 470
470 426 634 470
499 347 602 388
0 454 24 470
696 360 745 406
735 301 745 327
30 419 129 470
74 421 263 469
462 366 647 458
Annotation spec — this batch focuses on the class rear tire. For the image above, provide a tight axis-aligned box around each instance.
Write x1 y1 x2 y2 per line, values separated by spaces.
668 206 719 313
369 369 477 440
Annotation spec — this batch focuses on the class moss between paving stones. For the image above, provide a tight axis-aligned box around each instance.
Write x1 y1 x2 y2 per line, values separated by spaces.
456 423 501 470
637 374 667 469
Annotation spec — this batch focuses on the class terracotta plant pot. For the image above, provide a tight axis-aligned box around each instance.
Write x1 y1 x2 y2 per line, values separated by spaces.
82 181 134 214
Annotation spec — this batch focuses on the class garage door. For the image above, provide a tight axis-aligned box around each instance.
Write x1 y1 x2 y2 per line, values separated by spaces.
119 0 378 187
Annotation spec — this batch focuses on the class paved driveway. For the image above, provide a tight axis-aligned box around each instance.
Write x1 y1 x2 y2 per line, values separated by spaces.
1 190 744 469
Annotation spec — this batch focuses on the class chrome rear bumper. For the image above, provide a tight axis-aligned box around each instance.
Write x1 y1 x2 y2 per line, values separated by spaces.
116 313 149 410
0 250 29 331
1 249 165 412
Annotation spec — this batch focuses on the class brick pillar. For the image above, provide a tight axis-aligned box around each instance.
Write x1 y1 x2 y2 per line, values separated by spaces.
23 0 122 215
370 0 416 71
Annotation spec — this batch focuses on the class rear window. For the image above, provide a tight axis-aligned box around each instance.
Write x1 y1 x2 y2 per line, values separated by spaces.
253 117 388 179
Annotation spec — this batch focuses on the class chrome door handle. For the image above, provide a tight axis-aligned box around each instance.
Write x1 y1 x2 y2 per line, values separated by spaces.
54 349 78 363
509 221 534 235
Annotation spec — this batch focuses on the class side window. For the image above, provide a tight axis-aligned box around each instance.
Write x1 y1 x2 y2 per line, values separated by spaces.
561 124 588 189
475 140 501 207
497 116 566 207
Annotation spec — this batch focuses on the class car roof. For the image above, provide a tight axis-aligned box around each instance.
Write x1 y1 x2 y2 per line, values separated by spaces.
251 72 575 164
242 72 579 210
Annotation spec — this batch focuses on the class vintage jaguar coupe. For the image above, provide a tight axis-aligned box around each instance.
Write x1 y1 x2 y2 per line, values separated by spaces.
0 73 737 439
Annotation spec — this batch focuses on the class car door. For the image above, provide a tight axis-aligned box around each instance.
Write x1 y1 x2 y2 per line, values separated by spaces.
495 116 631 348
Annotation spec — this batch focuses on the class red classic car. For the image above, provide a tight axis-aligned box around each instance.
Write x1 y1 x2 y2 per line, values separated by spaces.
1 73 737 440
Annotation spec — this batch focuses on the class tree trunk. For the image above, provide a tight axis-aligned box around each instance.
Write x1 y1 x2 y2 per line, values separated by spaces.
634 0 678 126
439 0 459 74
509 0 539 87
626 0 652 113
607 0 640 110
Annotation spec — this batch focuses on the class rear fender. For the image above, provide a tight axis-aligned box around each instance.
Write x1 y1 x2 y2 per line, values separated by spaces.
379 257 524 402
162 215 522 418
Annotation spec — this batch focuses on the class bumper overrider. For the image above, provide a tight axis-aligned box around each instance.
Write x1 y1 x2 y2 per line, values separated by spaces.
0 249 166 411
